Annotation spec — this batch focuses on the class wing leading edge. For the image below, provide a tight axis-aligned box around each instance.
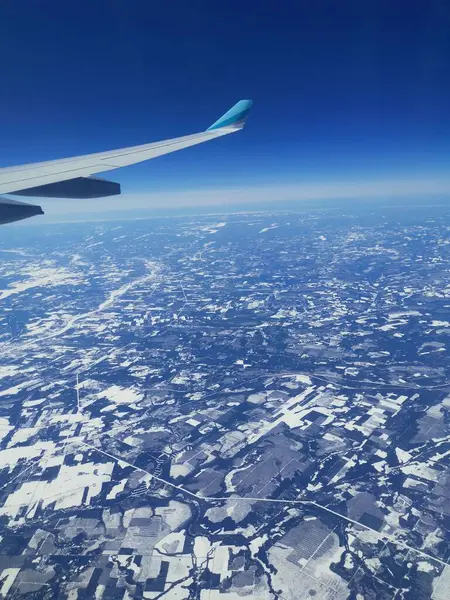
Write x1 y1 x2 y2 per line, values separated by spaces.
0 99 253 224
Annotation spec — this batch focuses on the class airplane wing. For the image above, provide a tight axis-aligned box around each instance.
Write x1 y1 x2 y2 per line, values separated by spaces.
0 99 253 225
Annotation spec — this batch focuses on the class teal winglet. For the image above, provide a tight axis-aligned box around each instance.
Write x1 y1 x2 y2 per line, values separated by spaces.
207 99 253 130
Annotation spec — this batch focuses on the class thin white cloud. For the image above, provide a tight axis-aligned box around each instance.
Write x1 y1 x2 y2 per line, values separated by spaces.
38 177 450 216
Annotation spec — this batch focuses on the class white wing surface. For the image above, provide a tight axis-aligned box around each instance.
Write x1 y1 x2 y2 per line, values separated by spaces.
0 99 252 224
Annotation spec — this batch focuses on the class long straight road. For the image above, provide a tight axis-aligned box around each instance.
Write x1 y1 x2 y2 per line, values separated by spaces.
79 440 449 569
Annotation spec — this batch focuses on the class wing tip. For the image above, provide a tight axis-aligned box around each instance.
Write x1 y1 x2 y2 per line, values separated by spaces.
207 99 253 131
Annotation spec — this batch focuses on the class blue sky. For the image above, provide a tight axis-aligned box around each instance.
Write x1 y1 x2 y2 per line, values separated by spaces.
1 1 450 214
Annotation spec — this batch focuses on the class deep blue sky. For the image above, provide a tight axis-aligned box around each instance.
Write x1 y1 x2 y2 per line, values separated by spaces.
1 0 450 198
